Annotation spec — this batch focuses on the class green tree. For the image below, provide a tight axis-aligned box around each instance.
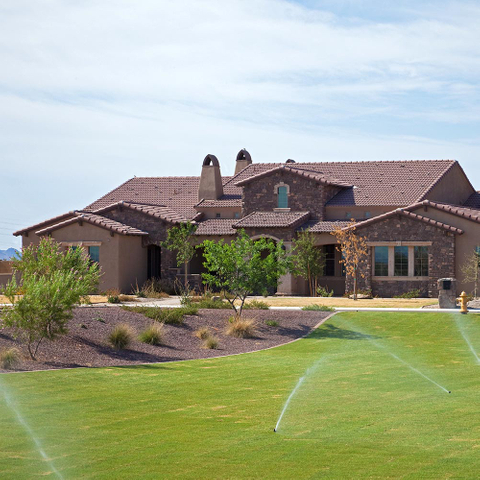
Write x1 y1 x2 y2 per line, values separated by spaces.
291 230 326 296
161 222 197 288
461 248 480 298
2 238 100 360
201 230 290 317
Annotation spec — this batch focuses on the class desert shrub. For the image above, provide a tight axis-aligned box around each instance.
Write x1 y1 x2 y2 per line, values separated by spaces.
244 299 269 310
195 298 231 309
194 326 211 340
108 324 134 350
316 285 334 297
302 304 335 312
106 289 121 304
122 305 198 325
265 320 279 327
139 323 164 345
226 318 257 338
0 347 20 369
393 289 421 299
203 335 219 349
140 278 174 298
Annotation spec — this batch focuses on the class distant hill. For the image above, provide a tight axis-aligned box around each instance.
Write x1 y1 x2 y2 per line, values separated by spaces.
0 248 20 260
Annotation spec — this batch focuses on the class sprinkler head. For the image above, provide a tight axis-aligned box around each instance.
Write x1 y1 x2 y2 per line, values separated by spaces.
448 391 451 394
273 428 276 432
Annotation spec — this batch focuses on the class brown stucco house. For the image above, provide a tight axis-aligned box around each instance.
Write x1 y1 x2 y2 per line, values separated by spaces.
14 150 480 297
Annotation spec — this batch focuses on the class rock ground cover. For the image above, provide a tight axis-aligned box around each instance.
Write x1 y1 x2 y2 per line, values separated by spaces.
0 307 329 372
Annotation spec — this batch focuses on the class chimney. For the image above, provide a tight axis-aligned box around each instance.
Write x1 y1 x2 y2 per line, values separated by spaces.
198 154 224 201
235 149 252 175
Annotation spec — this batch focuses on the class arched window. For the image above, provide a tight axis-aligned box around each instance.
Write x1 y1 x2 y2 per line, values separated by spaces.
277 186 288 208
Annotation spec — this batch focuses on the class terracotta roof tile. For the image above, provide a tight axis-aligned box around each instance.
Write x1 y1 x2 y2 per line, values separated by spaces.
194 219 237 236
233 211 310 229
93 201 188 223
14 211 76 236
35 212 149 236
406 200 480 224
195 195 242 208
351 208 463 234
226 160 457 207
299 220 352 233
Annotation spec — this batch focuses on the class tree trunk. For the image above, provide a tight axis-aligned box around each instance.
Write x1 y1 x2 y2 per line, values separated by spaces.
184 261 188 290
353 267 358 301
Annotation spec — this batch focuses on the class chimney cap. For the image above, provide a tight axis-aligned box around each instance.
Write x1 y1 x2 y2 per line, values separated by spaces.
203 154 219 167
236 149 251 162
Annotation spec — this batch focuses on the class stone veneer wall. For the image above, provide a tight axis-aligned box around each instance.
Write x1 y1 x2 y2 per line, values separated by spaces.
102 207 177 280
352 214 456 298
241 171 342 220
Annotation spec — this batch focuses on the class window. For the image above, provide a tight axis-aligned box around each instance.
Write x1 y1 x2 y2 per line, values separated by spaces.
215 213 221 218
414 246 428 277
277 186 288 208
345 212 352 219
374 246 389 276
88 246 100 263
365 211 371 218
394 246 408 276
324 245 335 276
234 212 240 219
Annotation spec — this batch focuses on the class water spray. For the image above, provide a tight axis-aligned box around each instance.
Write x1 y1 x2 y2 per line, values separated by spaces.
454 315 480 364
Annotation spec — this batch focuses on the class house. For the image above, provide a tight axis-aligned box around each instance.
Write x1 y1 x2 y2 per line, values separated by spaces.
14 150 480 297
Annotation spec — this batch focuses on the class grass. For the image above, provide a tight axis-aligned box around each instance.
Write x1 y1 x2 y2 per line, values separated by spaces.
202 335 219 349
0 347 20 370
138 324 164 345
301 304 335 311
108 324 134 350
122 305 198 324
226 317 257 338
259 296 438 308
1 311 480 478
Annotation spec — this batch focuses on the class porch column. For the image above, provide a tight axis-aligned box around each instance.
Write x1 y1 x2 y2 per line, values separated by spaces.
277 241 296 295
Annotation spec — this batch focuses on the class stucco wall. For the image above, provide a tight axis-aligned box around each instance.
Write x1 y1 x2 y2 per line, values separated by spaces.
410 205 480 295
241 171 341 220
424 162 475 205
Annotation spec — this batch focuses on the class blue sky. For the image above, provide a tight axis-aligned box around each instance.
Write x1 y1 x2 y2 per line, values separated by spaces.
1 0 480 249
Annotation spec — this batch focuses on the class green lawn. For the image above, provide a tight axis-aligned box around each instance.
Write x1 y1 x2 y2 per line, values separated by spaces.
1 312 480 479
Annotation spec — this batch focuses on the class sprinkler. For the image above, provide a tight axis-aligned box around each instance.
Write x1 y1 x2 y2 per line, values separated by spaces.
273 428 276 432
449 391 452 394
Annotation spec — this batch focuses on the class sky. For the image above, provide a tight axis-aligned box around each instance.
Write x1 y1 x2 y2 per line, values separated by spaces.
1 0 480 250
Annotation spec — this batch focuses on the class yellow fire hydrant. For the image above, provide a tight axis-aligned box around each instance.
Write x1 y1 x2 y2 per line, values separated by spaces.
458 291 469 314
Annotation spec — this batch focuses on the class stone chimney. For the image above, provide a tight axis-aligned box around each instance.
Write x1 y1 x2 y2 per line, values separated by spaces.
235 149 252 175
198 154 224 201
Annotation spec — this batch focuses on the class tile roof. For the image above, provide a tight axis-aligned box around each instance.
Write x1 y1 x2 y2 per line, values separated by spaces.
406 200 480 224
35 212 149 236
194 218 237 236
298 220 352 233
464 192 480 209
234 165 353 188
226 160 457 207
233 211 310 229
351 208 464 234
93 201 188 223
14 211 76 236
195 194 242 209
84 177 232 219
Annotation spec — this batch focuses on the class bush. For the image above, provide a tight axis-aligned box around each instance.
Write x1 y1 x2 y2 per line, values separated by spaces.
316 285 334 297
244 299 269 310
108 324 134 350
139 324 164 345
194 326 211 340
194 298 231 309
138 278 174 298
0 347 20 369
106 289 121 304
203 335 219 349
265 320 279 327
393 289 422 299
302 304 335 312
226 318 257 338
121 306 198 325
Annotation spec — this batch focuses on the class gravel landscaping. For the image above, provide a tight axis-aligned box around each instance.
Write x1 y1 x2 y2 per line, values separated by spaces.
0 307 331 372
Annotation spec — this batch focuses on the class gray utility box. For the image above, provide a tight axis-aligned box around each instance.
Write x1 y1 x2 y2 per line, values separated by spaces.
437 278 457 309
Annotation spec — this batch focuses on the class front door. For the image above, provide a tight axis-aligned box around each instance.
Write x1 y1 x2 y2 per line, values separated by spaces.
147 245 161 279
